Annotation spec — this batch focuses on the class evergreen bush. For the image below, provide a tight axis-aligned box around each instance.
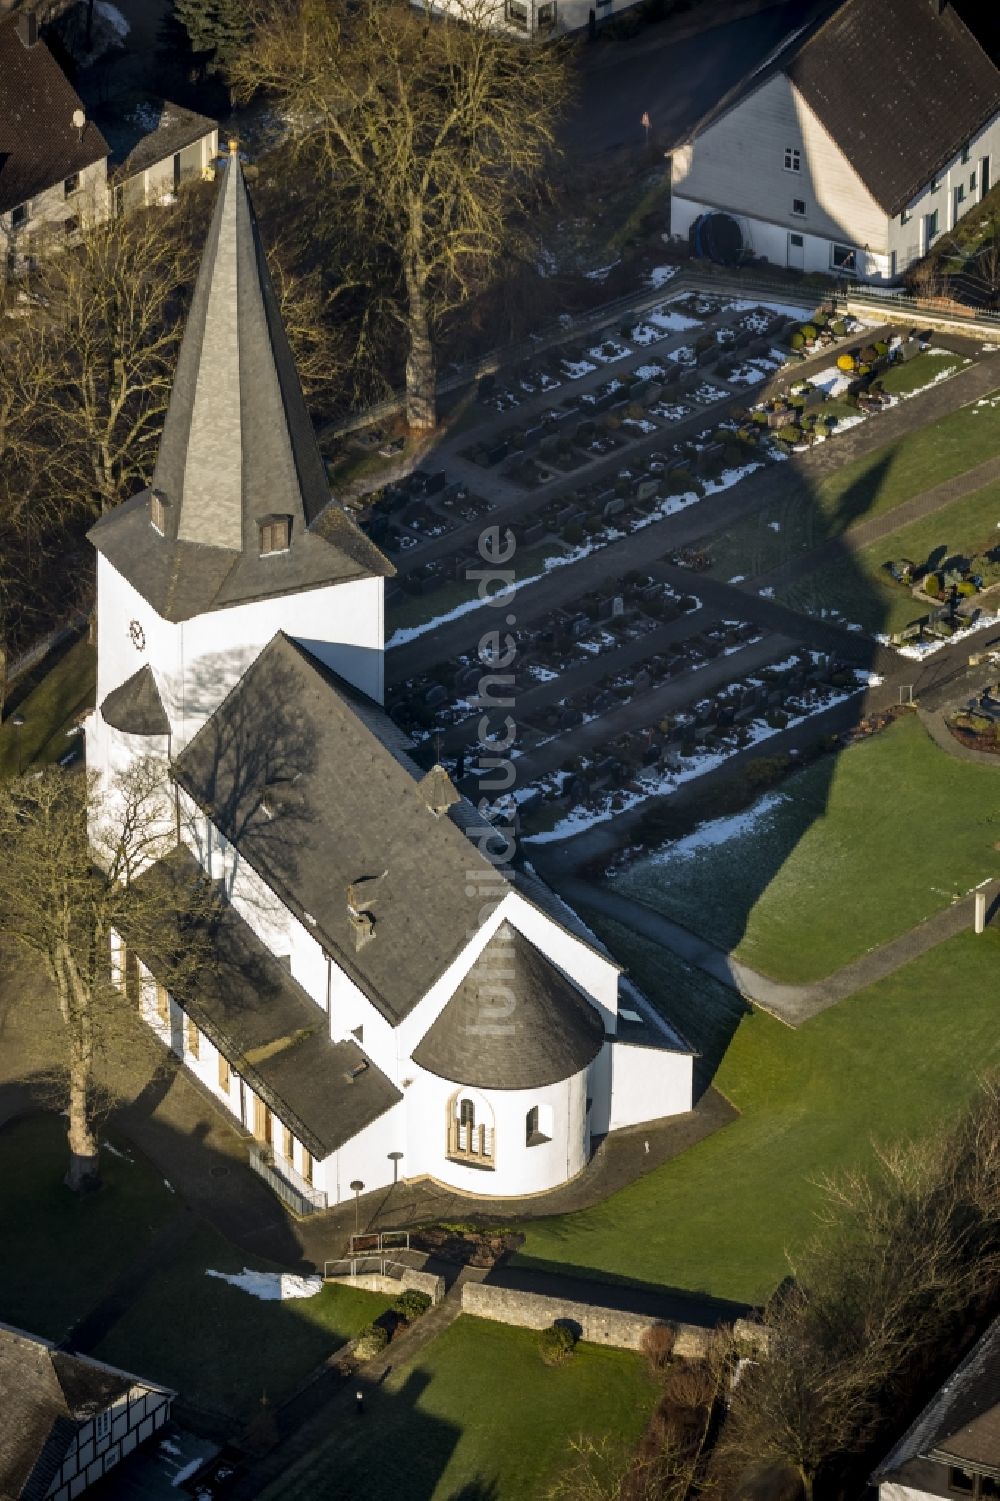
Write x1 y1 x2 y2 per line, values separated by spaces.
539 1322 578 1365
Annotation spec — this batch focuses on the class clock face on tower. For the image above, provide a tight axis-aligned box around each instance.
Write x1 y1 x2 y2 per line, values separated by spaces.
128 620 146 652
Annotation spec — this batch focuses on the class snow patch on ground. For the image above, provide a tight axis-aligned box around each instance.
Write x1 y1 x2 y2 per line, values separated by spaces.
809 365 852 398
103 1142 133 1162
648 265 681 288
646 791 790 862
205 1268 324 1301
879 613 1000 660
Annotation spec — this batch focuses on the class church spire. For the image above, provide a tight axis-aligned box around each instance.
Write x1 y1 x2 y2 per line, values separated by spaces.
150 146 331 553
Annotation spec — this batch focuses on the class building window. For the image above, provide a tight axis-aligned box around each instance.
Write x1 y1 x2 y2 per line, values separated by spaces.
830 243 857 273
281 1124 294 1160
930 173 941 192
64 215 79 236
185 1015 200 1060
96 1411 111 1440
258 515 291 556
948 1469 974 1495
11 202 27 229
459 1098 475 1128
789 232 804 248
926 208 939 243
970 171 978 192
155 983 169 1026
537 1 556 27
301 1148 313 1185
526 1105 552 1147
506 0 528 27
448 1092 495 1166
783 147 801 172
149 492 167 533
900 206 911 225
955 183 966 206
218 1053 230 1092
961 141 971 165
64 172 80 197
791 198 806 217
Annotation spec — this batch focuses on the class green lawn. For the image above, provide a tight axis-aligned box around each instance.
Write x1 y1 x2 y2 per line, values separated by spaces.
263 1316 659 1501
608 716 1000 983
776 478 1000 636
701 387 999 582
0 1116 177 1340
514 925 1000 1304
878 350 968 397
0 635 95 776
94 1228 389 1423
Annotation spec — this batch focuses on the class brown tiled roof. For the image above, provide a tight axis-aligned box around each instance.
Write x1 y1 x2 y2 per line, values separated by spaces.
785 0 1000 217
0 16 108 214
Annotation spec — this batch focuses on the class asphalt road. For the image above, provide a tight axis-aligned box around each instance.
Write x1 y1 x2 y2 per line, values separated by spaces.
565 0 827 157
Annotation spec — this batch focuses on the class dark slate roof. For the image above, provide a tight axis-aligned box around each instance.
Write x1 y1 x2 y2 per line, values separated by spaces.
172 633 510 1026
100 665 170 737
0 1323 168 1501
88 154 391 623
874 1312 1000 1483
0 16 108 213
96 95 217 179
682 0 1000 219
412 922 606 1089
785 0 1000 217
128 846 402 1159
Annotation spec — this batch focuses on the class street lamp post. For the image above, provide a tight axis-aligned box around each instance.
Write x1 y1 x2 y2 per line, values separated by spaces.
350 1178 365 1239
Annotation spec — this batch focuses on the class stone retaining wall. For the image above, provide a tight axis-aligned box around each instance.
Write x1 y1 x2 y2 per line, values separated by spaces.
326 1266 446 1304
461 1281 765 1356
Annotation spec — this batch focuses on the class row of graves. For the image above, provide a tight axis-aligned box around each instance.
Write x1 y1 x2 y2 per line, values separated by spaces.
514 649 865 830
386 574 700 741
347 469 498 566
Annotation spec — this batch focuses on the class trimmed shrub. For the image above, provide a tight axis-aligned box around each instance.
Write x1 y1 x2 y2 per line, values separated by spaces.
640 1323 675 1371
957 579 978 597
801 324 818 342
563 522 584 546
775 425 802 445
392 1288 433 1323
923 573 941 597
354 1323 390 1360
539 1322 578 1365
836 352 856 372
831 318 847 336
789 331 805 351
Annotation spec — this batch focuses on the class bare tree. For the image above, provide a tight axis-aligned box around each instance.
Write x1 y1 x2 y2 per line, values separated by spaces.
0 762 215 1191
718 1079 1000 1499
230 0 571 430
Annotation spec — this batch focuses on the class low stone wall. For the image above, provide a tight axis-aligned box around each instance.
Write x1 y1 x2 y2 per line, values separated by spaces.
462 1281 767 1356
326 1266 446 1304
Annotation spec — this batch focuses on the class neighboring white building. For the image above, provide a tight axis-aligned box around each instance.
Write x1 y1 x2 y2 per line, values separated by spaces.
420 0 639 40
102 96 219 215
86 153 694 1216
0 1321 173 1501
670 0 1000 283
872 1312 1000 1501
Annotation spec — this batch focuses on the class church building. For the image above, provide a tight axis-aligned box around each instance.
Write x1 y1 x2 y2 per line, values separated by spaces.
85 153 694 1215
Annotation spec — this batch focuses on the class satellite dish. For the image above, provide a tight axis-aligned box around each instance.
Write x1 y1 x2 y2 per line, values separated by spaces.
72 108 86 130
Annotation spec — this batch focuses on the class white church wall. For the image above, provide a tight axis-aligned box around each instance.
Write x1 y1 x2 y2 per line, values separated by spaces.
317 1098 407 1205
609 1043 694 1131
588 1040 614 1137
403 1065 589 1197
174 575 385 747
95 555 181 720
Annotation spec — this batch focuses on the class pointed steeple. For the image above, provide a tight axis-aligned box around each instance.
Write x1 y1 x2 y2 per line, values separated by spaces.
89 150 392 623
153 151 329 550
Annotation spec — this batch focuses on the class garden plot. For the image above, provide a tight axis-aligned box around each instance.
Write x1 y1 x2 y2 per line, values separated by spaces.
579 377 627 408
585 337 633 364
690 382 732 406
723 355 782 387
648 400 691 423
667 345 697 367
559 354 599 380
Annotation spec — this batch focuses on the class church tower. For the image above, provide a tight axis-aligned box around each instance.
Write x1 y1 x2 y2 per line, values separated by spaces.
87 151 392 787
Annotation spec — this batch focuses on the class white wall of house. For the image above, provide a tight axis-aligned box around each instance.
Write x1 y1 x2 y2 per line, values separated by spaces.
43 1377 170 1501
0 155 107 274
877 1485 940 1501
609 1041 693 1130
420 0 641 38
888 115 1000 275
673 70 1000 283
117 128 219 211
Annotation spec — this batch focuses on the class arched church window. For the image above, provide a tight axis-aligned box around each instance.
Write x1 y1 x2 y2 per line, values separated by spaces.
459 1098 475 1128
526 1104 552 1147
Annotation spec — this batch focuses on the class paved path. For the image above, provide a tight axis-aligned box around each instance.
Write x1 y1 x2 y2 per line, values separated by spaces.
549 876 1000 1027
